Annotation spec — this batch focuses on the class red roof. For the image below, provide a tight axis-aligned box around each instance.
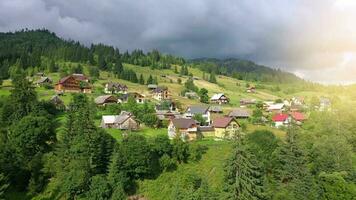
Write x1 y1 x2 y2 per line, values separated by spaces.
212 117 236 128
291 112 306 121
272 113 289 122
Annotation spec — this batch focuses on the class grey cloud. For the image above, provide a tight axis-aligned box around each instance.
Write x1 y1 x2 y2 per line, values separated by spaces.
0 0 355 82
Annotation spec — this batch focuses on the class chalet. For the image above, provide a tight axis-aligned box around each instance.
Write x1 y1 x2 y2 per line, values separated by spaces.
240 98 256 106
100 111 139 130
185 105 211 124
35 76 52 86
104 82 128 94
209 106 223 113
152 87 170 101
95 95 119 106
267 103 285 112
212 117 240 138
210 93 229 104
272 113 289 127
168 118 198 140
118 92 145 104
246 86 256 93
55 74 91 93
228 108 251 119
50 95 65 110
290 112 306 125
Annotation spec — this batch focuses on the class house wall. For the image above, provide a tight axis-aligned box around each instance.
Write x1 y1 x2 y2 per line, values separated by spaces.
214 121 239 138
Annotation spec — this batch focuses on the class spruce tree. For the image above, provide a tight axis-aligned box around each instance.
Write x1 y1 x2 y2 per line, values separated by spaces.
139 74 145 85
223 130 263 200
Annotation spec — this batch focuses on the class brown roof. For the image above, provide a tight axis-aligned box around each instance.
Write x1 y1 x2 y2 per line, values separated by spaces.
212 117 235 128
228 108 251 118
171 118 196 129
59 74 88 84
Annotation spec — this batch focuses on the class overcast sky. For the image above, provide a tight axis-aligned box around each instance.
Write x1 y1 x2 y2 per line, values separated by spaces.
1 0 356 83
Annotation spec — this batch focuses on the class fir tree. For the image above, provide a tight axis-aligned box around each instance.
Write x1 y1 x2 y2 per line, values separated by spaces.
139 74 145 85
223 130 263 200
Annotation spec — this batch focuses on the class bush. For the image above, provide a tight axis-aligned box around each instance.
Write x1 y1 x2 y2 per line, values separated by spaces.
159 154 176 172
189 144 207 162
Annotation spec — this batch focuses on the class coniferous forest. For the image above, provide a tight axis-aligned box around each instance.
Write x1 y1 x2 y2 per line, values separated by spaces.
0 29 355 200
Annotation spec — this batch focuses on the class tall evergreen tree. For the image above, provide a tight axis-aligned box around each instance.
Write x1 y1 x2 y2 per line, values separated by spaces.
223 130 263 200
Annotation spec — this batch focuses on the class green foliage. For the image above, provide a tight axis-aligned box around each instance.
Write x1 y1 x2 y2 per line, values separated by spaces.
223 132 263 200
172 138 190 164
209 72 217 83
318 172 356 200
198 88 209 103
193 114 207 126
159 154 176 172
0 174 9 200
120 134 153 179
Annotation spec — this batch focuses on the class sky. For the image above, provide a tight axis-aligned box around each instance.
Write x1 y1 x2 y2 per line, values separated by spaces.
0 0 355 84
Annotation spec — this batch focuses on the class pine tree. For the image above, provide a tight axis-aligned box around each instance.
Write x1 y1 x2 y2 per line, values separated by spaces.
223 130 263 200
139 74 145 85
147 75 154 85
209 72 217 83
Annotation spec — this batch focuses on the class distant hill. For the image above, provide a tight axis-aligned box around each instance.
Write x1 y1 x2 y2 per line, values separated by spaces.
190 58 303 83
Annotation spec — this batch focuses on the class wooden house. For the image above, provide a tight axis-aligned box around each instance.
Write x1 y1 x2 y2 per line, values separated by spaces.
95 95 119 106
152 87 170 101
210 93 229 104
35 76 52 87
228 108 251 119
104 82 128 94
55 74 91 93
118 92 145 104
100 111 139 130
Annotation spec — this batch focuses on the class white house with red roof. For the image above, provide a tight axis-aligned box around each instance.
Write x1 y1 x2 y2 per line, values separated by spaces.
272 113 290 127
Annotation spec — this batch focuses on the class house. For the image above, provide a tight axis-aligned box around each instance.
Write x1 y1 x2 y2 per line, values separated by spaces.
246 86 256 93
228 108 251 119
95 95 119 106
184 92 199 99
272 113 289 127
168 118 198 140
210 93 229 104
35 76 52 86
290 112 306 125
100 111 139 130
55 74 92 93
212 117 240 138
199 126 215 137
118 92 145 104
240 98 257 106
147 84 158 90
267 103 285 112
104 82 128 94
185 105 211 124
50 95 65 110
209 106 223 113
152 87 170 101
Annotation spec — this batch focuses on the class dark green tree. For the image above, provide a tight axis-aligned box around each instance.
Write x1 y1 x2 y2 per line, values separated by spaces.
223 131 263 200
